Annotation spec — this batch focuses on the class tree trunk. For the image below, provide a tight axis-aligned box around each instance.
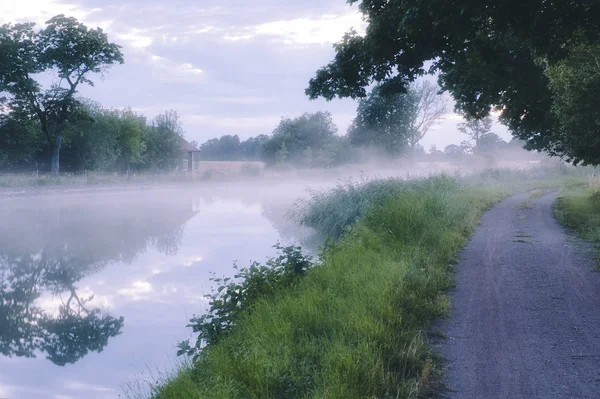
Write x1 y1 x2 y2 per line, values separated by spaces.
50 134 62 175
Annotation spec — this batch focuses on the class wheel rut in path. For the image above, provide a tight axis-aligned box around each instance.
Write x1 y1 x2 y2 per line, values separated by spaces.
440 192 600 399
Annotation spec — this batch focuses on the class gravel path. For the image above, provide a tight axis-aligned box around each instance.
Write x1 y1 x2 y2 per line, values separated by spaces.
441 192 600 399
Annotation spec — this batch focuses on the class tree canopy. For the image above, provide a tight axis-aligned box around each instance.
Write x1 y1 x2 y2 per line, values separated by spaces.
306 0 600 165
0 101 187 173
0 15 124 173
262 111 346 168
348 81 446 155
347 85 416 154
458 117 494 150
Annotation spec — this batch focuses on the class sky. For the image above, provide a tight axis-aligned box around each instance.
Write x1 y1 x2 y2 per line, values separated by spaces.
0 0 512 150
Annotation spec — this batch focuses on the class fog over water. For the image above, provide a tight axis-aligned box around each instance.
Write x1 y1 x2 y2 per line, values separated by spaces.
0 185 288 398
0 157 544 398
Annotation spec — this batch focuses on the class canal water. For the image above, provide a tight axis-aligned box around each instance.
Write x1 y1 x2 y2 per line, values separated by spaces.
0 184 302 399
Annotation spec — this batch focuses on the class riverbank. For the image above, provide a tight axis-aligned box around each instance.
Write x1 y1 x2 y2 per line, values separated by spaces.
554 178 600 266
147 167 588 399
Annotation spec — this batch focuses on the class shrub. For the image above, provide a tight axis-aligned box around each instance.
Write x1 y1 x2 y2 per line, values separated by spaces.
177 244 313 359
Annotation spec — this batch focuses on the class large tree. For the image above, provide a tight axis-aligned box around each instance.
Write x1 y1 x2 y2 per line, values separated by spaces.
143 110 182 171
545 43 600 164
262 111 340 167
306 1 600 165
458 117 493 149
0 15 123 174
347 85 416 155
348 81 446 155
406 81 447 151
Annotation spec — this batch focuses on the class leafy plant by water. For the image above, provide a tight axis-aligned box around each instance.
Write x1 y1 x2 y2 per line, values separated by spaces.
177 243 313 359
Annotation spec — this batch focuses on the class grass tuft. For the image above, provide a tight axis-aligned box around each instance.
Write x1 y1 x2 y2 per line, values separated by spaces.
555 187 600 244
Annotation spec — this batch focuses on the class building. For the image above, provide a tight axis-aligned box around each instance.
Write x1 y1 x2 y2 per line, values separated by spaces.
179 137 201 171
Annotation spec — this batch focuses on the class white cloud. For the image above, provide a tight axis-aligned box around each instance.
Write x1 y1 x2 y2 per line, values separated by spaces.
117 280 153 300
183 256 204 267
224 34 254 41
219 12 365 45
117 28 154 49
149 55 204 83
253 12 366 45
0 0 86 24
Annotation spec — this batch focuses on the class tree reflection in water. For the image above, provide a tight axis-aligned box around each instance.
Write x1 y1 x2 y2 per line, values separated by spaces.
0 191 198 366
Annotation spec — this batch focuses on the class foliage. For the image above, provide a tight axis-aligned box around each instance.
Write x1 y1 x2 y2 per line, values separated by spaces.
546 44 600 165
0 102 192 173
0 113 41 170
199 135 240 161
198 134 269 162
240 135 269 161
428 145 444 159
406 81 448 150
262 111 341 168
554 184 600 244
0 15 124 173
478 132 508 153
306 0 600 165
291 177 458 241
347 85 417 155
444 144 468 159
348 81 446 155
143 110 183 171
458 116 493 149
177 244 313 359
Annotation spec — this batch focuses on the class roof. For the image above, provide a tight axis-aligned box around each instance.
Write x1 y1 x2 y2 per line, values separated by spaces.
179 137 200 152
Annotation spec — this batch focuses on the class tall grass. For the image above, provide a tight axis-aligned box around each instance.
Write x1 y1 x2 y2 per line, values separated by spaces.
153 176 503 398
554 182 600 244
151 167 590 399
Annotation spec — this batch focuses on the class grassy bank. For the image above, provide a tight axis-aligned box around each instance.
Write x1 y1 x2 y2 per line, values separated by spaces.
554 177 600 252
0 164 265 188
150 168 587 399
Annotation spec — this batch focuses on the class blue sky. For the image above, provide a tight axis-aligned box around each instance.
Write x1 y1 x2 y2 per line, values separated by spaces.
0 0 511 150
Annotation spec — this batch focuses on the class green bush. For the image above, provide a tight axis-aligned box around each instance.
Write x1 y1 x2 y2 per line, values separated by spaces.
291 175 458 241
555 188 600 243
177 244 313 359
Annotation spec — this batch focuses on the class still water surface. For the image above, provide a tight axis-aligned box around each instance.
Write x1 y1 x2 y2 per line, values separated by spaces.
0 185 301 399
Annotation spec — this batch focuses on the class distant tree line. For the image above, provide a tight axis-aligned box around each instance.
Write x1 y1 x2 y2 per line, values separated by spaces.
0 102 185 172
195 81 454 168
433 116 531 160
198 134 269 162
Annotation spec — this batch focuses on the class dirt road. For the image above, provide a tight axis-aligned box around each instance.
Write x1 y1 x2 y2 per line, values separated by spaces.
441 192 600 398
